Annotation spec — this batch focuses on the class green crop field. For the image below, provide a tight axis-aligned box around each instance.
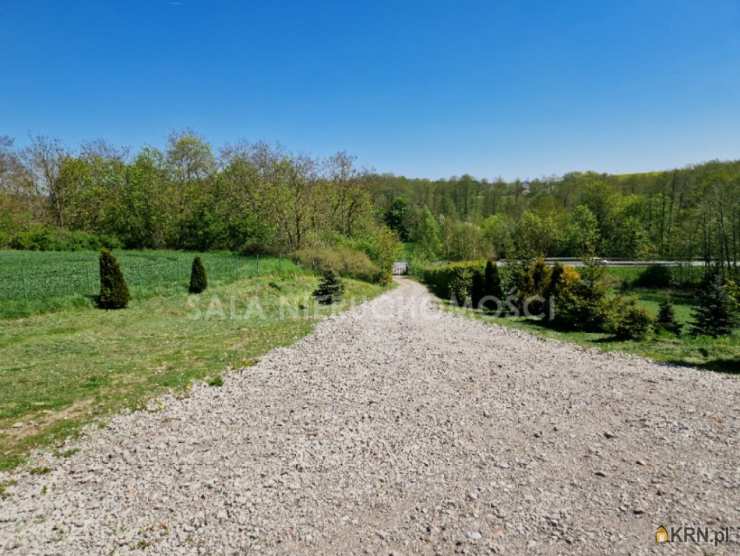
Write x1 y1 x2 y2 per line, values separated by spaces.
0 250 297 319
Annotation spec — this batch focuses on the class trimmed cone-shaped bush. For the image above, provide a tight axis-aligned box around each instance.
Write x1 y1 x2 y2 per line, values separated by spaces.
656 299 682 335
691 271 737 337
189 256 208 294
313 270 344 305
470 269 485 309
98 248 129 309
483 260 503 300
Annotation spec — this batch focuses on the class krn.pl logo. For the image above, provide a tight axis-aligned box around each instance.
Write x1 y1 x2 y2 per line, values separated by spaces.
656 526 669 544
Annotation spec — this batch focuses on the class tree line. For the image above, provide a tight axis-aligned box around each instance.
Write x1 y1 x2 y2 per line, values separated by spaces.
0 132 385 255
371 164 739 272
1 132 738 275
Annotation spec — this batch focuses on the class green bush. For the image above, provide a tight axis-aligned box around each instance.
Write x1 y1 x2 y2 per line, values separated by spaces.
690 272 738 337
483 260 503 300
338 227 402 285
506 257 551 316
8 226 121 252
470 269 485 309
504 258 531 312
633 264 672 288
527 258 550 316
656 299 682 335
313 269 344 305
189 256 208 294
418 261 484 300
543 263 564 322
611 301 654 340
98 249 130 309
176 205 228 251
474 259 504 312
551 261 613 331
449 270 474 306
293 246 383 283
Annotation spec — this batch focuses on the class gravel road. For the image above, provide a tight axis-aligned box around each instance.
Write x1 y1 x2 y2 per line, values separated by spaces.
1 278 738 555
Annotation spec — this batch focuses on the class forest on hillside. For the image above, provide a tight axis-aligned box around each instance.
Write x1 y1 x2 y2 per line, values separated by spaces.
370 164 739 269
1 132 738 272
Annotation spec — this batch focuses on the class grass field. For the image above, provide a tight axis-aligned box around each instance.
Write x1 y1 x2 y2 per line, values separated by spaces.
0 251 386 470
0 250 294 319
603 265 646 285
603 264 704 289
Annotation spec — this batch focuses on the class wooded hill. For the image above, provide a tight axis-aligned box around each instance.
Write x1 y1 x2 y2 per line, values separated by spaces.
1 132 737 271
366 162 739 268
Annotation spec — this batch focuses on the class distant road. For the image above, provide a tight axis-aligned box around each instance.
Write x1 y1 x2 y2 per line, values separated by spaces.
540 258 708 267
416 259 710 267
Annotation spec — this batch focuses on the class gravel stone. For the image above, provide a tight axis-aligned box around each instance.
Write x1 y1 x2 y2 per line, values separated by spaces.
0 278 738 555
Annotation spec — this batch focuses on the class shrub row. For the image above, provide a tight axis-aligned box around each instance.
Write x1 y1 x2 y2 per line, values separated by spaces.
419 258 685 341
3 225 122 252
426 257 738 340
292 247 384 284
418 260 488 300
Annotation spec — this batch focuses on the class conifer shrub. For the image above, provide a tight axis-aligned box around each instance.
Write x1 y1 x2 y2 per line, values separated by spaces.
470 269 485 309
551 261 612 331
690 271 738 337
449 270 473 306
505 258 532 314
506 257 551 316
526 257 551 316
98 248 130 309
543 262 565 323
483 260 503 300
611 300 654 340
476 260 504 313
656 299 682 335
189 256 208 294
313 270 344 305
530 258 550 293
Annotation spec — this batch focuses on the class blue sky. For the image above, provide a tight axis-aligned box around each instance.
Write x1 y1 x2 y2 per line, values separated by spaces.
2 0 739 179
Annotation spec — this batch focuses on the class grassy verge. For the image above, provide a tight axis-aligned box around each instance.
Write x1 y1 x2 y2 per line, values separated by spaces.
0 267 386 470
438 289 739 375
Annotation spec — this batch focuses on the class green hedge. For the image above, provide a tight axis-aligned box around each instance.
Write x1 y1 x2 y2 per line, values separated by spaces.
6 226 122 252
418 260 486 299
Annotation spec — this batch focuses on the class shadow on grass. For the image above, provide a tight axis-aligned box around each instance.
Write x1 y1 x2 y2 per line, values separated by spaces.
664 358 740 375
522 318 611 338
